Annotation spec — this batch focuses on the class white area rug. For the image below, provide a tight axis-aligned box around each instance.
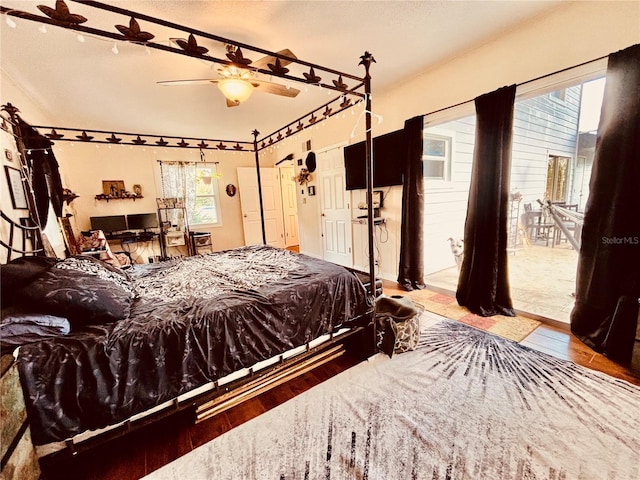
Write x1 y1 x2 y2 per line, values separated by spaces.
145 314 640 479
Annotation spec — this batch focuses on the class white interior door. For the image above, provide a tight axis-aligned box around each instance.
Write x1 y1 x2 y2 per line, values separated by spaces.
279 166 299 247
318 147 353 267
237 167 285 247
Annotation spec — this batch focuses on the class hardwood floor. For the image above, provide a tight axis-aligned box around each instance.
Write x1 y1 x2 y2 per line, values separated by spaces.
38 282 639 480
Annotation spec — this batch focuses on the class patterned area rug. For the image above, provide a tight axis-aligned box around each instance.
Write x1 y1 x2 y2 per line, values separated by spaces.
144 315 640 480
406 288 540 342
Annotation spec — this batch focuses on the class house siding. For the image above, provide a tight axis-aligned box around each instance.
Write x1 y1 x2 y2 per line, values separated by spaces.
424 85 583 276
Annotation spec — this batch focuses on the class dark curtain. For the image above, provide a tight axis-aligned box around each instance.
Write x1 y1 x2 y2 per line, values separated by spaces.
397 115 425 290
456 85 516 317
18 118 64 228
570 44 640 363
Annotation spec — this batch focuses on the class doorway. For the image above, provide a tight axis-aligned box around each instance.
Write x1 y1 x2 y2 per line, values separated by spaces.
317 146 352 267
278 165 299 248
237 167 285 247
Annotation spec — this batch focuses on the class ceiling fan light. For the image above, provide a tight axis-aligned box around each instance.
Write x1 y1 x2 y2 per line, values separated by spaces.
217 79 254 104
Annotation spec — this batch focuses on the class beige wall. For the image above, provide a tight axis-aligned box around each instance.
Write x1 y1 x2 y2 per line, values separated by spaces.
55 142 260 256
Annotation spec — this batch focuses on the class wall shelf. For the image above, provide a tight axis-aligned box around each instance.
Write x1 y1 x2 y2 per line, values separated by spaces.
95 194 143 202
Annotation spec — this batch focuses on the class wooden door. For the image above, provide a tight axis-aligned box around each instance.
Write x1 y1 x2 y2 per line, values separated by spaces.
237 167 285 247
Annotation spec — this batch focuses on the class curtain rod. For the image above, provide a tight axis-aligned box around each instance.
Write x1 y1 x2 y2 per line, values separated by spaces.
421 53 610 118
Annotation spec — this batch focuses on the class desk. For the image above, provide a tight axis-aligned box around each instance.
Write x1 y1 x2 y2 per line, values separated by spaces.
106 232 159 243
106 232 159 263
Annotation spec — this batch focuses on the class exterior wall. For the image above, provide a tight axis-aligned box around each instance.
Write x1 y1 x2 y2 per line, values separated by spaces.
511 85 582 209
422 85 583 276
423 117 475 275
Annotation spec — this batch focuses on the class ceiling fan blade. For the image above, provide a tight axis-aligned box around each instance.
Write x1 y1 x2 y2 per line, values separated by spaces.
157 79 217 86
252 80 300 98
251 49 297 69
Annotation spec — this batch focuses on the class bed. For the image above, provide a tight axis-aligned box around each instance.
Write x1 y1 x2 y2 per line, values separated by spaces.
2 245 373 458
1 1 380 469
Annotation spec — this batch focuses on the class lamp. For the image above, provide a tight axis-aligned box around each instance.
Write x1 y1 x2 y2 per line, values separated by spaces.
217 79 254 104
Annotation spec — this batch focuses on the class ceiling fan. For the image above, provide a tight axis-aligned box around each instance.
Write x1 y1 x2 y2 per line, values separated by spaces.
158 46 301 107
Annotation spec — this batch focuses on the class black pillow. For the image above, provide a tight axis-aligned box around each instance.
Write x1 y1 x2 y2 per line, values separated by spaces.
18 256 134 327
0 256 59 307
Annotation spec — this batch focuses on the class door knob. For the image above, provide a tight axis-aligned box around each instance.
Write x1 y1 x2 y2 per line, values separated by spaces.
243 214 248 218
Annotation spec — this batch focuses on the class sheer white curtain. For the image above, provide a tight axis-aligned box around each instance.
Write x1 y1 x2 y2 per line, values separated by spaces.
159 160 196 215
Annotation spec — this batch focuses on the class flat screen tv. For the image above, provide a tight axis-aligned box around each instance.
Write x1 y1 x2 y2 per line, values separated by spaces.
90 215 127 234
127 213 158 231
344 129 405 190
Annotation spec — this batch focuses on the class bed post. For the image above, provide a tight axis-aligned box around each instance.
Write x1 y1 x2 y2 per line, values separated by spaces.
360 52 376 296
252 129 267 245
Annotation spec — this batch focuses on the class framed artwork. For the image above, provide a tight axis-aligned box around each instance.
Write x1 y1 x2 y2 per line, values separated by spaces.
307 185 316 196
102 180 125 197
4 165 28 209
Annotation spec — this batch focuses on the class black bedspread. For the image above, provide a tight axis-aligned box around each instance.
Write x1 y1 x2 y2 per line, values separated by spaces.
17 246 371 446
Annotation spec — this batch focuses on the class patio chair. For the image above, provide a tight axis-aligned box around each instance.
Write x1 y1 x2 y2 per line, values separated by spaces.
524 204 556 247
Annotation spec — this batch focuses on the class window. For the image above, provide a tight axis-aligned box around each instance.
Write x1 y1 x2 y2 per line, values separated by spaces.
550 87 567 102
423 133 452 181
192 164 220 225
545 155 570 202
160 161 222 226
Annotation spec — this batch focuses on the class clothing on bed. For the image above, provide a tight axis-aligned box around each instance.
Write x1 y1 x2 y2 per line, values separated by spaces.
15 246 372 447
0 307 70 353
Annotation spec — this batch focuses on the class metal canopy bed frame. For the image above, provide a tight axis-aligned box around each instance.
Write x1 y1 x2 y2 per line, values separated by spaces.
1 0 378 291
0 0 379 466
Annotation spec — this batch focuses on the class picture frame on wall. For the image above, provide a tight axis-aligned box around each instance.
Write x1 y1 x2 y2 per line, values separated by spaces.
4 165 28 209
102 180 125 197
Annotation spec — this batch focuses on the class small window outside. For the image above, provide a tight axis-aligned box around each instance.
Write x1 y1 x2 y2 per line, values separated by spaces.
423 134 452 181
551 88 567 102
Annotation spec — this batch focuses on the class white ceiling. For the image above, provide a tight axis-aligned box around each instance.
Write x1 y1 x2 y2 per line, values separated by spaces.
1 1 562 143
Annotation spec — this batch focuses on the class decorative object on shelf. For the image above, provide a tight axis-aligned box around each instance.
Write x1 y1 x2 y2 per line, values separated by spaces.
102 180 125 197
62 188 78 204
156 197 184 209
133 184 142 196
225 184 236 197
96 180 142 201
4 166 28 209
